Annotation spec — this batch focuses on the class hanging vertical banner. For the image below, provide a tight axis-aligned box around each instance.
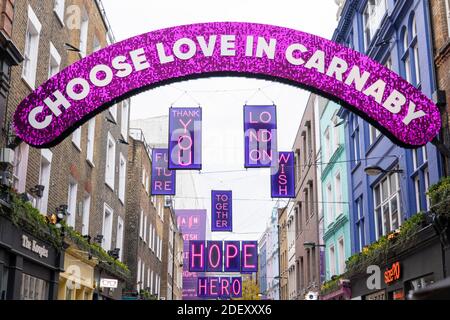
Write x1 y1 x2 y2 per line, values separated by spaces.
244 105 278 168
241 241 258 273
211 190 233 232
271 152 295 198
168 107 202 170
151 149 176 195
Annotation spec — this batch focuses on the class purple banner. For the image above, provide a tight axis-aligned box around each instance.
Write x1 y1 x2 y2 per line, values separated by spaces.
206 241 223 272
176 210 206 300
151 148 176 195
197 277 242 299
168 107 202 170
244 105 278 168
241 241 258 273
211 191 232 232
271 152 295 198
224 241 241 273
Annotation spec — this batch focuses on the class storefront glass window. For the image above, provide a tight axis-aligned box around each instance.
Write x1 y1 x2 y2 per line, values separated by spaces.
406 274 435 297
0 265 8 300
20 274 48 300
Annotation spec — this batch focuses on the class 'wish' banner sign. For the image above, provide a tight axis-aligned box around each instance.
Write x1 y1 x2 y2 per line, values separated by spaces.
244 105 278 168
13 22 440 148
271 152 295 198
151 149 176 195
211 191 232 232
168 107 202 170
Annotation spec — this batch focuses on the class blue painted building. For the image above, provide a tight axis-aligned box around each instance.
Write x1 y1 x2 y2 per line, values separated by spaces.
333 0 443 254
258 231 268 296
320 100 352 280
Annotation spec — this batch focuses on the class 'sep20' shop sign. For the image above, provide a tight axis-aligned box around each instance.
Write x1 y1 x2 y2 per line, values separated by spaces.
13 22 440 148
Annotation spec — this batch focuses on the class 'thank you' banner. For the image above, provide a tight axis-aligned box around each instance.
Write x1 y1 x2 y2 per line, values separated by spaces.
271 152 295 198
211 190 232 232
169 107 202 170
151 148 176 195
244 105 278 168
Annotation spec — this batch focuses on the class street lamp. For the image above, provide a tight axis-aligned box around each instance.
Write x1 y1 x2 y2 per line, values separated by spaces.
364 165 403 177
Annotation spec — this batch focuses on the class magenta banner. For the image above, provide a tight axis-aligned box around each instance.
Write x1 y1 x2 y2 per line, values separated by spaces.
197 277 242 299
244 105 278 168
13 23 440 148
271 152 295 198
211 190 232 232
176 210 207 300
151 148 176 195
168 107 202 170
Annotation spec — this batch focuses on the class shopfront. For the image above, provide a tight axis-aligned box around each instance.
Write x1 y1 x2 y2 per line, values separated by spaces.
350 226 445 300
93 263 127 300
0 214 63 300
57 247 95 300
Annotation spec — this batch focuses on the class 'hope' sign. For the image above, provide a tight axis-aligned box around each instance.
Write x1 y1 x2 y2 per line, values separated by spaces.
244 105 278 168
211 191 232 232
169 107 202 170
197 277 242 299
189 241 258 273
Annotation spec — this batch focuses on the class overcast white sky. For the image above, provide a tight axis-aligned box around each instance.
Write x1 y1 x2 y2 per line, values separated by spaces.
102 0 340 241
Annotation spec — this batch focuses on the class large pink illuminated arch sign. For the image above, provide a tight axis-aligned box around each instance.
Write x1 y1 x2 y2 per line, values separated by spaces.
13 22 441 148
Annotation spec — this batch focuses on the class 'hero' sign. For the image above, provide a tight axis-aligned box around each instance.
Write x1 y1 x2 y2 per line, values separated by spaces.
244 105 278 168
211 190 232 232
197 277 242 299
13 22 441 148
169 107 202 170
189 240 258 273
151 148 176 195
271 152 295 198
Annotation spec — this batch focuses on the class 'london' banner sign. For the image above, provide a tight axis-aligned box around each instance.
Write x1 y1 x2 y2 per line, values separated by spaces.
13 22 440 148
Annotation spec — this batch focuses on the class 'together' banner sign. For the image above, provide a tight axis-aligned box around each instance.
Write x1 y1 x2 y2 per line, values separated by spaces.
244 105 278 168
169 107 202 170
151 149 176 195
14 23 440 148
211 191 232 232
271 152 295 198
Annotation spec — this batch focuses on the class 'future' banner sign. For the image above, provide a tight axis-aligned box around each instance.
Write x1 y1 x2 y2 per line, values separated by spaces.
151 148 176 195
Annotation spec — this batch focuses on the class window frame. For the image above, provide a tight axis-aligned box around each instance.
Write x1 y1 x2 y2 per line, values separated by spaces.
22 5 42 89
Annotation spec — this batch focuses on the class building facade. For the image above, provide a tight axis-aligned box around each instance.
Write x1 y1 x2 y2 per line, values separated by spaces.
265 208 280 300
258 231 267 298
292 94 321 299
286 201 297 300
320 100 351 281
334 0 445 299
278 207 288 300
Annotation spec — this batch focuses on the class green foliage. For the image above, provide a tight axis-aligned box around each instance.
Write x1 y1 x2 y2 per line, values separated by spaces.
320 275 343 296
139 290 158 300
427 177 450 216
345 212 426 277
0 192 63 249
235 280 260 300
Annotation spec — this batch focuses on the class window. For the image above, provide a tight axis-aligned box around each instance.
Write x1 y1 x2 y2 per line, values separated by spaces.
93 36 101 52
139 210 144 238
363 0 388 50
338 238 345 274
295 149 301 182
23 6 42 89
157 199 164 219
335 172 342 216
351 115 360 165
67 181 77 228
13 143 29 193
36 149 52 214
424 168 430 210
117 216 124 261
105 132 116 189
369 124 381 145
48 42 61 78
147 268 151 290
332 116 340 152
403 30 412 83
109 104 118 122
119 153 126 203
326 183 333 225
329 245 336 277
72 128 81 150
82 195 91 235
374 172 402 238
150 271 154 294
102 204 113 250
121 101 130 141
142 168 146 187
412 16 421 86
21 274 48 300
149 223 153 250
54 0 65 24
355 197 365 252
414 175 421 213
141 262 145 292
79 7 88 57
86 118 95 165
137 258 141 291
446 0 450 37
153 226 156 252
143 215 148 243
385 56 392 70
324 127 331 162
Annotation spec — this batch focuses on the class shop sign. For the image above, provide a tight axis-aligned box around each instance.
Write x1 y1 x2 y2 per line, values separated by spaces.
384 262 401 285
21 235 49 259
13 23 440 149
100 278 119 289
